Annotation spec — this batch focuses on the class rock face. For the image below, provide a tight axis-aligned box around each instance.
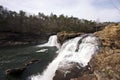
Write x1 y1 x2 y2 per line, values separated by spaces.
57 31 84 45
70 23 120 80
94 23 120 48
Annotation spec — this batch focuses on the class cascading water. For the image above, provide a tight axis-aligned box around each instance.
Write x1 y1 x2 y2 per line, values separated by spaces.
37 35 60 48
29 34 101 80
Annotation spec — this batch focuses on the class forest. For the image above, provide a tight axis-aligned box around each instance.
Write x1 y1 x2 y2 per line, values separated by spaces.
0 5 106 35
0 5 110 46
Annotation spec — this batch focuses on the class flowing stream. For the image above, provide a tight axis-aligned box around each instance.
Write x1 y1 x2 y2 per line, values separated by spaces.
30 34 101 80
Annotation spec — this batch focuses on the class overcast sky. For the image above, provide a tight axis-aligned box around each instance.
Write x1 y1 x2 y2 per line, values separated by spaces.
0 0 120 22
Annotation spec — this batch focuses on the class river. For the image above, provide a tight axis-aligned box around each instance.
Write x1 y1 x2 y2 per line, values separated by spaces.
0 45 58 80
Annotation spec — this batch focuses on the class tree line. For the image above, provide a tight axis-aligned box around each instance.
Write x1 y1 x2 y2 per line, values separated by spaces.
0 5 101 35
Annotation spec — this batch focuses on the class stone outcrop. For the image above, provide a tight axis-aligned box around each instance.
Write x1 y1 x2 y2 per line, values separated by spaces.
58 23 120 80
94 23 120 48
53 63 93 80
57 31 84 45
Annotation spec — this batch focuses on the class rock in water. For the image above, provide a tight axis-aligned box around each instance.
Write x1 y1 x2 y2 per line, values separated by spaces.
25 59 40 66
5 67 26 76
5 59 41 76
53 63 93 80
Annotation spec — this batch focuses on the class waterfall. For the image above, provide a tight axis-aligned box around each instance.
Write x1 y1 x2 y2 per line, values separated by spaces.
30 34 101 80
37 35 60 48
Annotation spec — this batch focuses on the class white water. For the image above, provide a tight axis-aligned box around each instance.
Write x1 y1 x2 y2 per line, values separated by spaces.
30 34 101 80
36 49 48 53
37 35 60 48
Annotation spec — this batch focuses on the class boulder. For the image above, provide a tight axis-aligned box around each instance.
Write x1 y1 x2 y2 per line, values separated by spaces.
5 67 26 76
5 59 41 76
57 31 84 45
25 59 40 66
53 62 92 80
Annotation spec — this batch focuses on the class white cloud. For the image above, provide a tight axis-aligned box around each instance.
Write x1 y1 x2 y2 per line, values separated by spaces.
0 0 119 22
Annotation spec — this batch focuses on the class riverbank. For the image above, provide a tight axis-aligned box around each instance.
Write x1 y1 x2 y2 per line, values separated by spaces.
0 32 52 47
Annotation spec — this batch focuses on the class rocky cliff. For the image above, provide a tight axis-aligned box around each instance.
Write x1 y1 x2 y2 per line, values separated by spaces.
70 23 120 80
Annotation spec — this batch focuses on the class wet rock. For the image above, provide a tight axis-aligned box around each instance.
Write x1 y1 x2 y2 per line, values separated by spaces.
25 59 40 66
5 59 41 76
53 62 93 80
75 34 89 52
5 67 26 76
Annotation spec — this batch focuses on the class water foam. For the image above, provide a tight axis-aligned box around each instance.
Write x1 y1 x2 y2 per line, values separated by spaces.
36 49 48 53
37 35 60 48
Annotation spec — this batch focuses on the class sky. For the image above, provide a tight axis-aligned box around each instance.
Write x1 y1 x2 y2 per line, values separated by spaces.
0 0 120 22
